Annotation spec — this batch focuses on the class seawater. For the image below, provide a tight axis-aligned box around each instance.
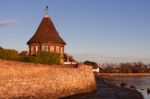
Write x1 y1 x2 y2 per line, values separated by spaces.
104 76 150 99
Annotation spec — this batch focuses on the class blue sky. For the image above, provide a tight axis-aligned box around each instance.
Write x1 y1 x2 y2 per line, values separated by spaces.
0 0 150 62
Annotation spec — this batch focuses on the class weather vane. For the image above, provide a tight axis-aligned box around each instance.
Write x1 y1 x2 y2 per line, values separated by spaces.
45 6 49 17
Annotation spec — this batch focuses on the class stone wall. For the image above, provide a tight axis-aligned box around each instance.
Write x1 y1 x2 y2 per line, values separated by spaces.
0 60 96 98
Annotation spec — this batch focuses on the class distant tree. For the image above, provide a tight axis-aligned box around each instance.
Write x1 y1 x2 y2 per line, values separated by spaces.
100 62 150 73
103 63 119 73
119 63 134 73
64 53 76 62
84 60 98 69
69 55 76 62
133 62 145 73
99 67 104 73
104 65 114 73
118 62 149 73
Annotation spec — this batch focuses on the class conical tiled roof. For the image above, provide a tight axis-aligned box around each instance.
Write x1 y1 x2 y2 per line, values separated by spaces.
27 16 66 45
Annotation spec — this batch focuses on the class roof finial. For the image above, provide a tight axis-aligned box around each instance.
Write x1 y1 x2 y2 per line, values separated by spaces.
44 6 49 17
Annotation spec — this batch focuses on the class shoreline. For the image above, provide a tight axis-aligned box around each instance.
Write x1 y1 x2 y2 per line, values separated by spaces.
62 77 144 99
97 73 150 76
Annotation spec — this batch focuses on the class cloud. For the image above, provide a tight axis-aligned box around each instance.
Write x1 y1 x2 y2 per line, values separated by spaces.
0 20 16 27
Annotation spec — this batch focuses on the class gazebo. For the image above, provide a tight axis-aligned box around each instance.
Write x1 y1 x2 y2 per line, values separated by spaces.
27 7 66 64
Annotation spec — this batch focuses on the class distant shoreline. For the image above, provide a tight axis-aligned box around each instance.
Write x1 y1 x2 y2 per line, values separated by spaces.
97 73 150 76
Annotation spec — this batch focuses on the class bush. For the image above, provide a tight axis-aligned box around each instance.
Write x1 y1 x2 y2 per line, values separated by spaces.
0 49 60 65
84 60 98 69
0 49 18 60
18 56 35 62
35 51 60 64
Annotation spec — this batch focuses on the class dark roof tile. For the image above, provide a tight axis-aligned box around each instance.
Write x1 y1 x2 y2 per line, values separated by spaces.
27 16 66 45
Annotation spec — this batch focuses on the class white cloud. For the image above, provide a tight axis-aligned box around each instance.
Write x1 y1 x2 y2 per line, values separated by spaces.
0 20 16 26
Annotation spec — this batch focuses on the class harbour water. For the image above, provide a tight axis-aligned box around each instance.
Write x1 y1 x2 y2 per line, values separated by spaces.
103 76 150 99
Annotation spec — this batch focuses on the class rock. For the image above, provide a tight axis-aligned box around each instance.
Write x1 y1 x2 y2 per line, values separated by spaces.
140 89 144 90
130 85 136 90
120 83 127 87
147 88 150 94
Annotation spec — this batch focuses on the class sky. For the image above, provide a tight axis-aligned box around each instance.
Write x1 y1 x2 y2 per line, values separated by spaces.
0 0 150 63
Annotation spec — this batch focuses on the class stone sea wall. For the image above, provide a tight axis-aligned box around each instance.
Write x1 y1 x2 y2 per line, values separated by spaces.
0 60 96 98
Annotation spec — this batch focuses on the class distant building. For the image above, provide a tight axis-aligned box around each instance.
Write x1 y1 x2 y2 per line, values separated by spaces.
19 51 28 57
27 7 66 64
64 54 77 65
93 67 100 73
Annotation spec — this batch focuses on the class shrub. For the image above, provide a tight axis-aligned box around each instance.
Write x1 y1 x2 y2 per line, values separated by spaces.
18 56 35 62
0 49 18 60
84 60 98 69
35 51 60 64
0 49 60 65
